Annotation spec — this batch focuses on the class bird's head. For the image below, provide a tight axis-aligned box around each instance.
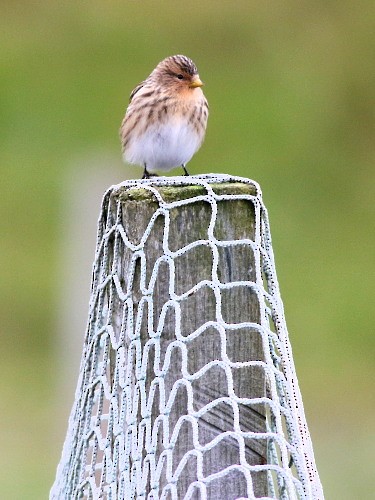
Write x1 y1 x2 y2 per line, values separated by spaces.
152 55 204 93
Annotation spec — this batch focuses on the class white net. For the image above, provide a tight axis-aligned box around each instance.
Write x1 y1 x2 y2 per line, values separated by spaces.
51 174 324 500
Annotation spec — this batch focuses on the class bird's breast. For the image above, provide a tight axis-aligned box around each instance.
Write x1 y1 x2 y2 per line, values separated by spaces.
125 114 205 172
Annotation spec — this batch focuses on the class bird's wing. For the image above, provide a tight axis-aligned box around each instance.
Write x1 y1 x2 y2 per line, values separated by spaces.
129 81 146 103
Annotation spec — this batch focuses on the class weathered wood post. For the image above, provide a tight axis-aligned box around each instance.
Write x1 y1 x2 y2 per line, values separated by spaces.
51 174 324 500
112 181 266 498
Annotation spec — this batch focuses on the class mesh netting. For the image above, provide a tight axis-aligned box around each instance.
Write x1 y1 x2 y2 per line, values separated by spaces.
51 174 323 500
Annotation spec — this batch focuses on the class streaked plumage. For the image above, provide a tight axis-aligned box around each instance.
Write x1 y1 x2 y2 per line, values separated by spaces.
120 55 209 178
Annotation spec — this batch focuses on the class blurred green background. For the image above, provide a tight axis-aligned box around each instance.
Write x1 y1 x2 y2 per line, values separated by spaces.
1 1 374 498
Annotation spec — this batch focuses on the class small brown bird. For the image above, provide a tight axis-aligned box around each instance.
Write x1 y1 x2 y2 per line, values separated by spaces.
120 55 209 178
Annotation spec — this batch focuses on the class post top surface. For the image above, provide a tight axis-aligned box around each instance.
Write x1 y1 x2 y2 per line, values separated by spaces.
108 174 260 202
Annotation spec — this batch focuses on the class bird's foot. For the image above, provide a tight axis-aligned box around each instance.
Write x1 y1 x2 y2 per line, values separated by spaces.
182 165 190 176
142 166 150 179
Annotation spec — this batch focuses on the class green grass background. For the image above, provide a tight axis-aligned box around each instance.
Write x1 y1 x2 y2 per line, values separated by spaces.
1 1 374 498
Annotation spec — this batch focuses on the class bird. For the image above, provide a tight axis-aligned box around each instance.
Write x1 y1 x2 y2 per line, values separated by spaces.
120 55 209 179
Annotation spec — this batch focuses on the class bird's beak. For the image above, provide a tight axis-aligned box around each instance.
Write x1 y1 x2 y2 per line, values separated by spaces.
189 75 204 88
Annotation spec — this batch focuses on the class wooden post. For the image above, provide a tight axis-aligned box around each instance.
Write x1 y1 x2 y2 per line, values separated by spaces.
112 182 266 499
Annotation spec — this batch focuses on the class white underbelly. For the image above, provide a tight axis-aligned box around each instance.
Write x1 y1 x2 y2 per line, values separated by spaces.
124 119 202 172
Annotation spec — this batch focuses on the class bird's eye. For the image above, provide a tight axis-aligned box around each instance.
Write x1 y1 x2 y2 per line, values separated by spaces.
177 74 184 80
